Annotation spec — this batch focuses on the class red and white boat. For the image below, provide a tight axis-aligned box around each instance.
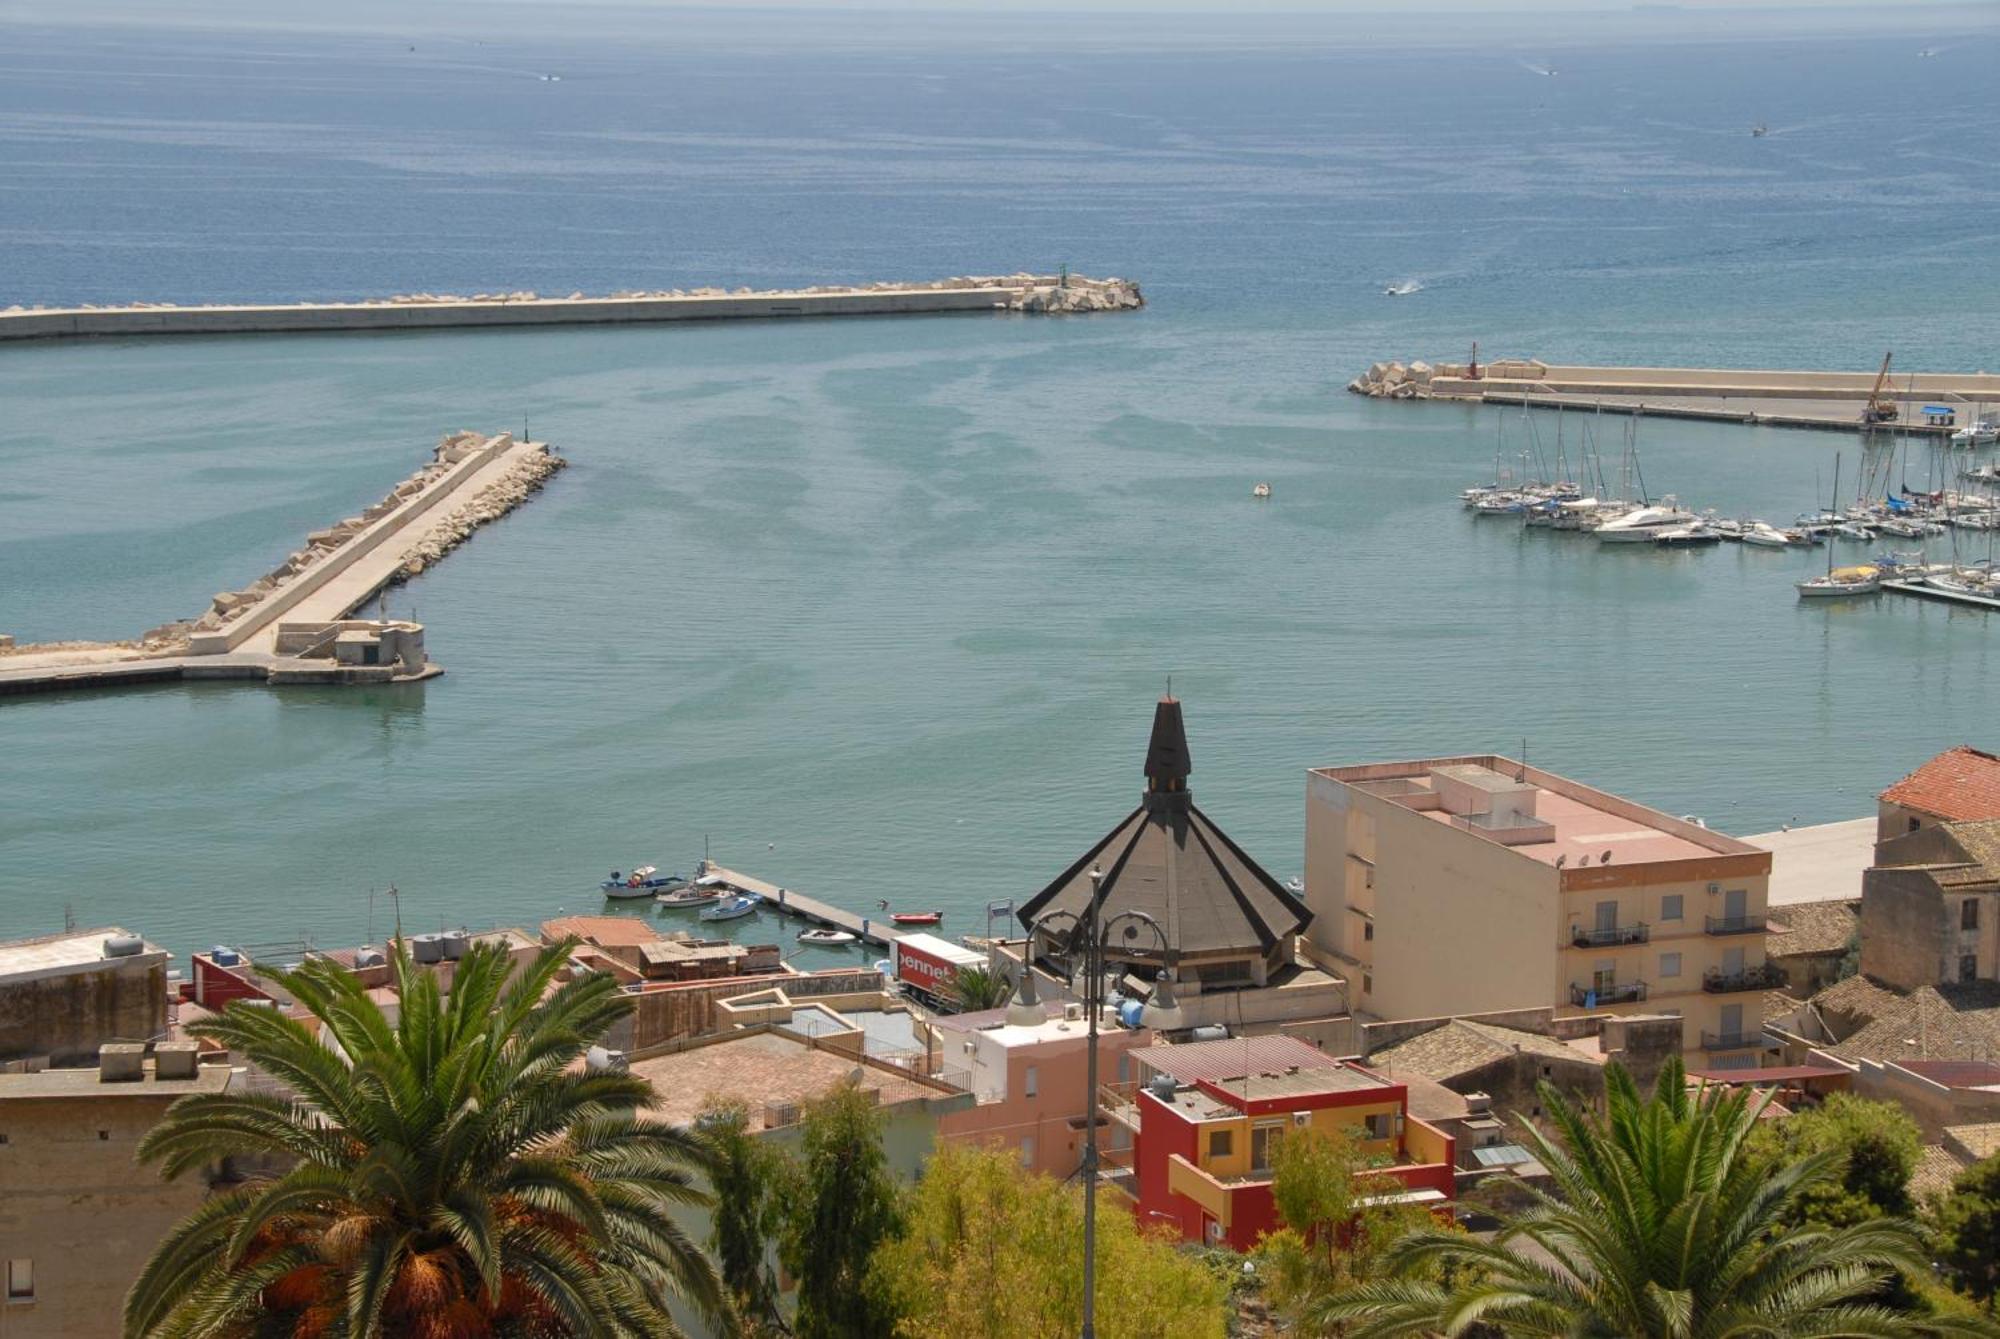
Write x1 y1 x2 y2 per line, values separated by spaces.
889 910 943 926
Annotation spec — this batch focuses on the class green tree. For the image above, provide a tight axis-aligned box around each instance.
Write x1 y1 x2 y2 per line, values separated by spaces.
870 1141 1228 1339
125 938 723 1338
1932 1153 2000 1305
1258 1125 1450 1324
696 1100 786 1332
1311 1058 1998 1338
1751 1093 1922 1229
779 1082 903 1339
947 964 1011 1012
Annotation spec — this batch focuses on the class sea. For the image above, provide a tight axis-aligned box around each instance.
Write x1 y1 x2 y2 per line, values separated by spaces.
4 3 2000 965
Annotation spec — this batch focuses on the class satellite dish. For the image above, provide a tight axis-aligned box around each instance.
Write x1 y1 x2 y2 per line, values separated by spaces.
1555 854 1567 868
1601 850 1613 864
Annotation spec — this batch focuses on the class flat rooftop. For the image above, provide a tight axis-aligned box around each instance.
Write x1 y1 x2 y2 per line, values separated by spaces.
1744 818 1874 906
1319 756 1764 870
626 1028 947 1127
0 1063 231 1101
0 926 166 981
1211 1065 1391 1103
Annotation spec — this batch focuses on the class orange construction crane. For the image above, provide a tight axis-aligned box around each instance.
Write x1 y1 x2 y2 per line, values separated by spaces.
1863 350 1899 424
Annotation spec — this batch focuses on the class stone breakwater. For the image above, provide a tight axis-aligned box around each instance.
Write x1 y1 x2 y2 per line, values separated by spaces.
0 274 1143 341
1348 360 1437 398
393 437 568 581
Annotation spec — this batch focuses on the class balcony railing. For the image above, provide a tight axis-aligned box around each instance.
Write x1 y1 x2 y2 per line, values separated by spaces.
1704 913 1767 936
1701 963 1789 994
1701 1030 1770 1051
1570 980 1647 1007
1572 922 1650 948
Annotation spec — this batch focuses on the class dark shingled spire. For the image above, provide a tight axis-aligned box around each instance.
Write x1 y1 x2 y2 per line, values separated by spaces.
1145 695 1191 793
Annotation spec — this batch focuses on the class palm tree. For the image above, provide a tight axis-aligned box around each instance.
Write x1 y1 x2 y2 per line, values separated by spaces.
125 937 723 1338
1312 1057 1999 1339
948 964 1011 1013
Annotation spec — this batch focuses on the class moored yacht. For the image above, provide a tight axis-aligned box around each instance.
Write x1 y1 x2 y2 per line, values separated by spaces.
1595 501 1698 543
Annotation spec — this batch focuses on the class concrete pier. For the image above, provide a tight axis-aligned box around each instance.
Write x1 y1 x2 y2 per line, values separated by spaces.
1351 358 2000 438
702 865 905 948
0 431 561 695
0 274 1143 343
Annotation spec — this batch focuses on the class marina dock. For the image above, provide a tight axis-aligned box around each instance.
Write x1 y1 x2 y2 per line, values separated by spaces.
1352 358 2000 438
703 865 905 948
0 275 1141 342
1882 579 2000 612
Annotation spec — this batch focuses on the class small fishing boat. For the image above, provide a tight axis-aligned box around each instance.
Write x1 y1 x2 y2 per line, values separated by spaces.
657 884 722 907
1251 482 1272 499
889 910 944 926
798 927 858 946
601 865 684 900
699 895 761 923
1950 417 1998 447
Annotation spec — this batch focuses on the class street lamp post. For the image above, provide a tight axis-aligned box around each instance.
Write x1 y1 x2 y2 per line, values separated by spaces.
1024 866 1184 1339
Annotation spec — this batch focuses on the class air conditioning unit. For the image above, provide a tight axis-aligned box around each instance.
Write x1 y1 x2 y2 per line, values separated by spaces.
1292 1111 1312 1128
1064 1003 1084 1022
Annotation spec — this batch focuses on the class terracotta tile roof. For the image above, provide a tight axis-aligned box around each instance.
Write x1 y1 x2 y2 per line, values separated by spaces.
1809 976 2000 1064
1945 1122 2000 1163
626 1029 948 1127
1135 1034 1336 1086
1898 1059 2000 1089
542 916 670 949
1766 899 1859 958
1367 1019 1598 1083
1912 1144 1971 1204
1880 747 2000 822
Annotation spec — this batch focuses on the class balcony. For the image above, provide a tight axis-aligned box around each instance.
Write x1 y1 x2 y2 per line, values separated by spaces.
1701 963 1789 994
1701 1030 1771 1051
1704 913 1767 936
1570 980 1647 1007
1572 922 1650 948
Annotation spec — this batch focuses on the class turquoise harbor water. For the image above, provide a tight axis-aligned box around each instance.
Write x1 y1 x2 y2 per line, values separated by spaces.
4 8 2000 959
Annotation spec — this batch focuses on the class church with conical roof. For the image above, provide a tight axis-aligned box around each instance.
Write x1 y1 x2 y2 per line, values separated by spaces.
1017 696 1312 991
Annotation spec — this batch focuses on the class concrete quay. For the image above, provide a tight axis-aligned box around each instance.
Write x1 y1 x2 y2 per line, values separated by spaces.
0 274 1143 342
1351 358 2000 437
701 864 905 948
0 431 560 696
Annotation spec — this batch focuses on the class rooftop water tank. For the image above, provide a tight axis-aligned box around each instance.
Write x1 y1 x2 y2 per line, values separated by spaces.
1188 1024 1230 1043
353 947 386 969
1117 999 1146 1030
411 934 445 965
586 1046 628 1074
441 931 470 961
1148 1073 1179 1103
102 934 144 958
210 946 241 967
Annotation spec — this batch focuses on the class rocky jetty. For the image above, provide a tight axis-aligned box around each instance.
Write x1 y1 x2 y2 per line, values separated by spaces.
1348 360 1437 398
393 435 567 581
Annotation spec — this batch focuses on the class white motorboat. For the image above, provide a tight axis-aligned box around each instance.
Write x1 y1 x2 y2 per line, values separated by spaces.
1797 565 1881 598
1654 524 1719 547
798 927 858 946
699 894 761 923
657 884 722 907
1950 417 1998 447
1251 482 1272 499
1596 504 1697 543
1740 522 1793 548
1831 522 1874 541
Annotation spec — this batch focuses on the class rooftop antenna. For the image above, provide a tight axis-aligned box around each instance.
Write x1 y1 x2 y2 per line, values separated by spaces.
1518 737 1528 782
1166 673 1173 699
387 884 403 944
63 903 75 933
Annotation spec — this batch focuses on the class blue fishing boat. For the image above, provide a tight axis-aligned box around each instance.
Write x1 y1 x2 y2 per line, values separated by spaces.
699 894 760 923
600 865 686 900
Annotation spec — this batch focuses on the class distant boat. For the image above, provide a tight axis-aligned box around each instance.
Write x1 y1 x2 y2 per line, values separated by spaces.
1654 524 1720 547
1751 122 1769 138
656 885 721 908
699 895 761 923
798 927 857 946
1950 417 1998 447
1252 482 1273 499
1383 281 1422 297
1798 566 1881 598
601 865 684 900
1596 503 1697 543
1741 521 1794 548
889 910 944 926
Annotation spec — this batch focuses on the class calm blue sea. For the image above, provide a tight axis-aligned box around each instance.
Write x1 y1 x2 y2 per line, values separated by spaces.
3 7 1999 960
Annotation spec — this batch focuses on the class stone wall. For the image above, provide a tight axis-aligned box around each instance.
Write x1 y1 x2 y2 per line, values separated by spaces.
627 966 885 1051
1861 867 1948 991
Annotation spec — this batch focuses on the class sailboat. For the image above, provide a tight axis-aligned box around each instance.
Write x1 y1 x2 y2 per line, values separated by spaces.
1798 455 1881 597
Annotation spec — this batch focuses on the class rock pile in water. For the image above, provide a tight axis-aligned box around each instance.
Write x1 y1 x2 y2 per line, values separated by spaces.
393 443 567 581
1348 360 1435 398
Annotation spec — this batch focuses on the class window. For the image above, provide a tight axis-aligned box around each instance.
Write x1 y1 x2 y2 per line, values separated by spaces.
1364 1112 1394 1140
1362 974 1372 995
1660 952 1682 979
1020 1135 1035 1167
1250 1122 1286 1173
1964 899 1981 931
6 1260 29 1302
1660 894 1683 922
98 1130 109 1141
1962 955 1979 984
1023 1065 1038 1099
1208 1129 1234 1160
1909 817 1922 833
1363 922 1374 941
1542 1065 1553 1078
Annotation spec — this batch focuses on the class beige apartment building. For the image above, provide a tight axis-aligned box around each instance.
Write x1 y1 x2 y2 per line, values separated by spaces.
1305 756 1777 1067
